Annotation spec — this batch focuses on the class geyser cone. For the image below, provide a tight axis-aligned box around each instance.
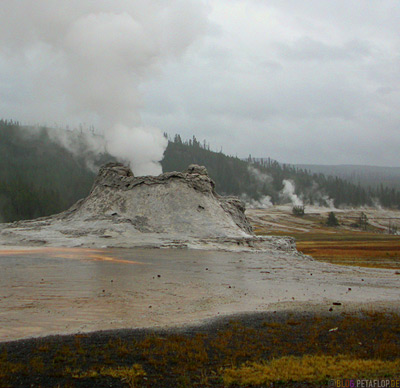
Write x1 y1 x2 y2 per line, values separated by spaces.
64 163 253 238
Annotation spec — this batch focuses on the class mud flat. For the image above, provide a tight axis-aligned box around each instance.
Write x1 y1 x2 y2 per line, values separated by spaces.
0 246 399 342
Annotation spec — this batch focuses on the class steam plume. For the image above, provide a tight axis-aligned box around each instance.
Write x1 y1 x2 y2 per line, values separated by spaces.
0 1 209 175
243 194 273 209
280 179 303 207
248 166 273 187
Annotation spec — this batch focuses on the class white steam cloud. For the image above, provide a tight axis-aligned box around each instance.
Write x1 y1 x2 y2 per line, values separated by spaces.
242 194 273 209
106 125 167 175
280 179 303 207
308 181 336 209
247 166 273 187
0 1 210 175
320 195 335 209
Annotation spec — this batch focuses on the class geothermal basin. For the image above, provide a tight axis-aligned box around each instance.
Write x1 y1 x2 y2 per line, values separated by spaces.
1 246 399 342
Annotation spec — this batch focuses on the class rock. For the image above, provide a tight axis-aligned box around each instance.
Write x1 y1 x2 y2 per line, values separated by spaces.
93 162 134 188
60 163 253 238
219 197 253 235
185 164 209 176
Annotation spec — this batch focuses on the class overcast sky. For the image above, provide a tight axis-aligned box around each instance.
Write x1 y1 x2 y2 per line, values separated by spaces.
1 0 400 167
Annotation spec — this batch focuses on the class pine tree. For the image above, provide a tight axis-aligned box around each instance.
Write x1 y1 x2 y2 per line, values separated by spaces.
326 212 339 227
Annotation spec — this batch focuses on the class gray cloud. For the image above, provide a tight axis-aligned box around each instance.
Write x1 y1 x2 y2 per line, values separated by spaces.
276 38 372 62
1 0 400 168
0 0 210 174
141 0 400 167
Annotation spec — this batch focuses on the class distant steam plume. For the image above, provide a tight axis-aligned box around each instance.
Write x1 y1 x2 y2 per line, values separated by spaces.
245 166 274 208
320 195 335 209
243 195 273 209
248 166 273 187
280 179 303 207
0 1 210 175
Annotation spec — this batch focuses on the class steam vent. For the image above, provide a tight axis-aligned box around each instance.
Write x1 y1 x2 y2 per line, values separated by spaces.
1 162 299 250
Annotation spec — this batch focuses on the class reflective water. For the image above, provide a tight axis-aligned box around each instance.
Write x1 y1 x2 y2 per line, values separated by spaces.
1 247 399 342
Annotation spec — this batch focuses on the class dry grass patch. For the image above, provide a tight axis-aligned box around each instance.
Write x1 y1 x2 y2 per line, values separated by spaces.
297 239 400 269
223 355 400 386
252 207 400 269
1 311 399 387
72 364 145 387
100 364 146 387
258 228 400 269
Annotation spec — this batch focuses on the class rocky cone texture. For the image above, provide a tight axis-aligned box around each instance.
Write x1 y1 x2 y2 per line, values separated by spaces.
62 162 253 238
0 163 301 251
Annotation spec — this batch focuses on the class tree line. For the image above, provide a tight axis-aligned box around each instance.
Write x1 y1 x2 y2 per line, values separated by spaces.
162 134 400 209
0 120 96 221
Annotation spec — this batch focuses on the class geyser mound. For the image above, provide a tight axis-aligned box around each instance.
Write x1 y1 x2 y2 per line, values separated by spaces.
64 162 253 238
1 163 300 250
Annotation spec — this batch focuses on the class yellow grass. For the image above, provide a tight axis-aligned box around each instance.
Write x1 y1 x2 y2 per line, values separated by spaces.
223 355 400 385
1 311 400 386
73 364 145 387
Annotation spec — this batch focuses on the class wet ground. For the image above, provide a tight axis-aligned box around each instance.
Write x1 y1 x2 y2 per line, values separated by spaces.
1 247 399 342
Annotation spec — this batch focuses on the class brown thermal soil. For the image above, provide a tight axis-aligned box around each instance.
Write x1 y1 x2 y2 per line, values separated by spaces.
247 206 400 269
1 310 400 387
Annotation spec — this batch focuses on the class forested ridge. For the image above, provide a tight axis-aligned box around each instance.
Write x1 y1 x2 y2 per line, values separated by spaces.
0 120 96 221
296 163 400 191
1 121 399 222
162 135 400 209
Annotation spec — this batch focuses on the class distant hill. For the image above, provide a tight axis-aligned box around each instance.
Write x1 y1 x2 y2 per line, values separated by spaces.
295 164 400 190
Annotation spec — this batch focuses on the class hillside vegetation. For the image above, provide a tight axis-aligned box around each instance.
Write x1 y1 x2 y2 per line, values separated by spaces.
163 135 400 209
296 163 400 190
1 121 400 222
0 120 97 221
